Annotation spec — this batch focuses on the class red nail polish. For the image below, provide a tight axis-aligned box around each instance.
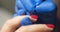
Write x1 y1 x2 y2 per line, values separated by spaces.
30 15 38 19
46 24 55 28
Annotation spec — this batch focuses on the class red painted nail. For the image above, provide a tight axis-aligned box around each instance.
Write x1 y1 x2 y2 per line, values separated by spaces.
30 15 38 19
46 24 55 28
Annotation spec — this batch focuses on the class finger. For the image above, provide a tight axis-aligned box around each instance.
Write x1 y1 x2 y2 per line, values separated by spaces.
29 17 37 22
29 15 38 22
0 16 28 32
15 24 53 32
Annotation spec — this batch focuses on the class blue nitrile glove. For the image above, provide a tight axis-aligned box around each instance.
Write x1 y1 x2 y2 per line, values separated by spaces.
14 0 26 17
35 0 57 26
20 15 32 26
20 15 38 26
35 0 56 13
20 0 43 13
14 0 43 17
14 0 57 27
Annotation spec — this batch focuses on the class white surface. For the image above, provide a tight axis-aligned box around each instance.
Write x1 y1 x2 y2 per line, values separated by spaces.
0 8 13 29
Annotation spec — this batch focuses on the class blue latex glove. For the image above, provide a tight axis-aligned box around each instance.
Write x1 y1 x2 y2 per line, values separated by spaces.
20 16 32 26
14 0 43 16
14 0 26 17
14 0 57 26
36 0 56 13
35 0 57 26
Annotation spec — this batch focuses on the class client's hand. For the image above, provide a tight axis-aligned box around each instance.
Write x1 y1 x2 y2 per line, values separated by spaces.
0 15 54 32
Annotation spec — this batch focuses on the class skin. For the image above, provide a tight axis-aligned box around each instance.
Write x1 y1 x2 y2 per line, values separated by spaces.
15 24 53 32
0 15 53 32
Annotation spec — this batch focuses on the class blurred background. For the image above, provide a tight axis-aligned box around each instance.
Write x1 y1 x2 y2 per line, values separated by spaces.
0 0 15 29
0 0 60 32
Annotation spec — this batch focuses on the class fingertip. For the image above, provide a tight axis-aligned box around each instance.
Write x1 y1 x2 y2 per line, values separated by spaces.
30 15 38 19
46 24 55 28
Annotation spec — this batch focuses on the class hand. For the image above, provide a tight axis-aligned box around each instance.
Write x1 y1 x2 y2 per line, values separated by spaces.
0 15 54 32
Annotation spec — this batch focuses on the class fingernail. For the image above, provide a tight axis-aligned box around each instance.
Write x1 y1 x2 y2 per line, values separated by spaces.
30 15 38 19
46 24 55 28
